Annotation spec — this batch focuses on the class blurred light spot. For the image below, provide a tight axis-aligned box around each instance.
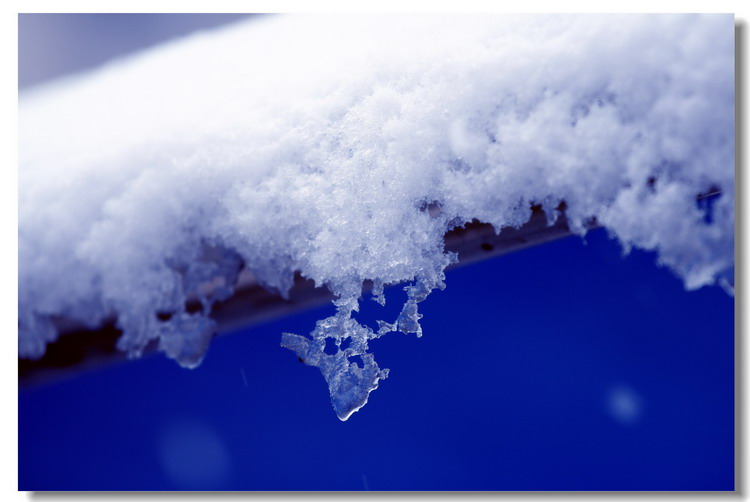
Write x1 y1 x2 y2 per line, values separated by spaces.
606 385 643 426
157 417 231 489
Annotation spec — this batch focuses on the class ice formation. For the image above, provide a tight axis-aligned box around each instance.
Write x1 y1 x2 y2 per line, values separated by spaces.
19 14 734 419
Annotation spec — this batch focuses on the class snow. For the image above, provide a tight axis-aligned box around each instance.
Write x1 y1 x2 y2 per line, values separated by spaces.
18 14 734 419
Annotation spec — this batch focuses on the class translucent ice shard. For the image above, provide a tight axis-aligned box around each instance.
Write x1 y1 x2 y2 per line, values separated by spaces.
282 313 389 421
155 313 217 369
283 266 452 419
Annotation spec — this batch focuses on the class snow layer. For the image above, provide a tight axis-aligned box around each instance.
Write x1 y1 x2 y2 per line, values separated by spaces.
19 14 734 418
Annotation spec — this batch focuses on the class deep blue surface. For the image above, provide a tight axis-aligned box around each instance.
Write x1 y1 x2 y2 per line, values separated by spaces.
18 228 734 490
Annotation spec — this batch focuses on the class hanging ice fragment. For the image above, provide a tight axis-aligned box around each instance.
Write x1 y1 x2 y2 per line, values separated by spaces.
282 314 389 421
395 266 451 337
156 313 217 369
282 271 451 419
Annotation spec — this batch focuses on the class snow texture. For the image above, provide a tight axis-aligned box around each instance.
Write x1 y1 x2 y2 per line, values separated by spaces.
19 14 734 419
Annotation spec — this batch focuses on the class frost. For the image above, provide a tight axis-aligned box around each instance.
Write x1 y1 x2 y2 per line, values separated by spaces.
18 14 733 418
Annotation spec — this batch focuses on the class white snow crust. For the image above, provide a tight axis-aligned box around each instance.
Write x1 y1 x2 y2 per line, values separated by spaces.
19 14 734 419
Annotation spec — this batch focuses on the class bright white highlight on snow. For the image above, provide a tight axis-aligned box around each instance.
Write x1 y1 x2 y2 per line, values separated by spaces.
18 14 734 419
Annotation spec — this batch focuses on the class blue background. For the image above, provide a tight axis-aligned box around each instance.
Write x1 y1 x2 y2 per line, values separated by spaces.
18 228 734 490
18 15 734 491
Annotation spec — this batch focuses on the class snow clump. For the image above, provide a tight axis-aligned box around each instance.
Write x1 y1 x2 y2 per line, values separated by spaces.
19 14 734 419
